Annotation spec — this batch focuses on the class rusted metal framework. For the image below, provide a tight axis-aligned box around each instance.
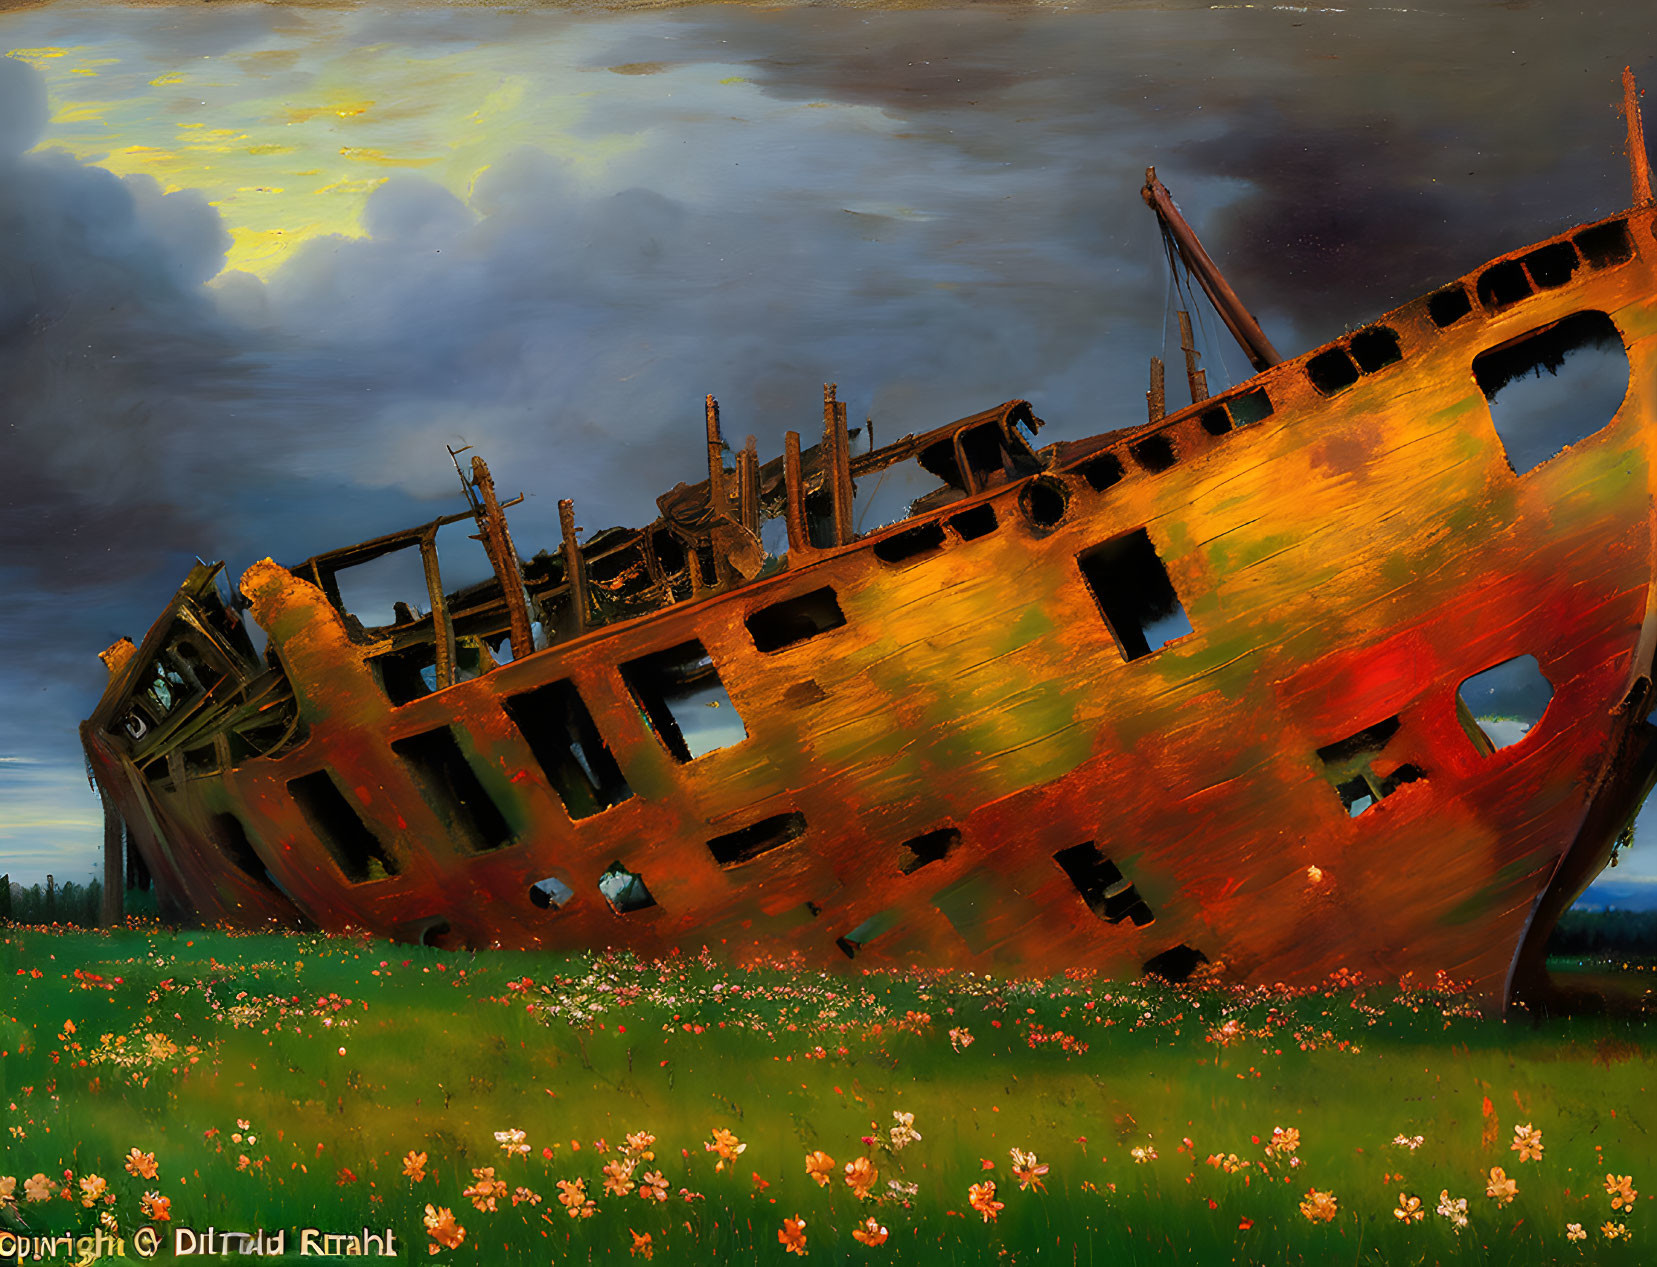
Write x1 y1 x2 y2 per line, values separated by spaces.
82 84 1657 1009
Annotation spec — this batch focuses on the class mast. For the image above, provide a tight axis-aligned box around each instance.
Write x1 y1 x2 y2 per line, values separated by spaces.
1624 67 1653 208
1142 167 1281 373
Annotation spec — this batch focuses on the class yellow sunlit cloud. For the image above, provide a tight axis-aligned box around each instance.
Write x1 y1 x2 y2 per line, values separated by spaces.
225 225 303 277
6 46 71 66
55 102 109 125
339 146 437 168
311 177 387 197
467 78 525 126
22 30 623 280
116 143 181 167
285 98 374 125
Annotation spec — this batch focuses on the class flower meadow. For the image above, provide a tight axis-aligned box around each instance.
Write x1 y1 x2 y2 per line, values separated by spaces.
0 925 1652 1264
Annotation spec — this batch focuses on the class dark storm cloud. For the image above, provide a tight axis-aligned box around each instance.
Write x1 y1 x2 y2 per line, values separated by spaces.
0 54 233 603
684 6 1657 342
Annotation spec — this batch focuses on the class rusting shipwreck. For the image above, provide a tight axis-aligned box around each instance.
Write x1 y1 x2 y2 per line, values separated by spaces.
83 78 1657 1007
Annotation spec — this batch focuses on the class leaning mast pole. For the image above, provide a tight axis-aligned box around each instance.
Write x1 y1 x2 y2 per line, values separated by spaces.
1624 67 1654 208
1141 167 1281 373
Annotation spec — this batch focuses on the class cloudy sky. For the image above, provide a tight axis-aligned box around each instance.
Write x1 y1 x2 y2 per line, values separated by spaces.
3 0 1656 906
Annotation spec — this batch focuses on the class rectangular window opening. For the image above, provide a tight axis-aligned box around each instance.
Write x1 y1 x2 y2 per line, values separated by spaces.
1076 528 1193 661
898 826 960 875
1199 405 1231 437
1130 433 1177 473
707 811 807 867
1427 284 1473 328
695 544 719 587
1574 220 1633 269
1078 452 1124 492
598 861 658 913
1349 326 1402 373
850 452 955 537
958 421 1042 489
327 544 429 631
391 726 514 852
1523 241 1579 290
621 640 747 762
1228 387 1274 427
1477 258 1533 309
504 679 633 819
1316 715 1425 816
287 770 399 882
1053 842 1153 925
1306 347 1361 396
872 520 947 564
745 587 846 654
373 644 439 707
1144 943 1210 983
949 504 998 541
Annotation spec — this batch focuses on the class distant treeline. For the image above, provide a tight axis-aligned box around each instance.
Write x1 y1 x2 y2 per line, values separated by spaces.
1 878 159 926
1547 906 1657 955
3 877 104 925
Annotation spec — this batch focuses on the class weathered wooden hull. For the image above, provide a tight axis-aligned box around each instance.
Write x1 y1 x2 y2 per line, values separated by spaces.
84 206 1657 1008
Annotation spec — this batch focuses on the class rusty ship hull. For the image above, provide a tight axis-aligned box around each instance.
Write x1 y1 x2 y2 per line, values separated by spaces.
83 182 1657 1009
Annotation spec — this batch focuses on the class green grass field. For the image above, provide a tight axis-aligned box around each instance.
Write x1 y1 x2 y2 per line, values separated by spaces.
0 923 1652 1264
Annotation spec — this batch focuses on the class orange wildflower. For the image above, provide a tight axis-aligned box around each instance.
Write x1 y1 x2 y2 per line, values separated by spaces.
629 1229 654 1259
141 1192 170 1222
705 1128 747 1171
968 1181 1004 1222
1394 1193 1423 1223
1605 1174 1637 1211
1299 1189 1337 1223
1486 1167 1518 1207
494 1129 529 1158
556 1178 596 1218
603 1159 637 1196
462 1167 507 1213
422 1204 465 1253
851 1218 889 1247
124 1150 158 1181
1511 1123 1544 1163
637 1170 669 1202
402 1151 428 1183
805 1151 836 1188
844 1156 878 1200
1010 1148 1049 1193
778 1216 808 1256
625 1131 657 1161
78 1175 107 1208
